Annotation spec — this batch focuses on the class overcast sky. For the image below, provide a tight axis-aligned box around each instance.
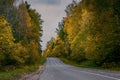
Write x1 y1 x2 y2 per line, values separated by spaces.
25 0 79 50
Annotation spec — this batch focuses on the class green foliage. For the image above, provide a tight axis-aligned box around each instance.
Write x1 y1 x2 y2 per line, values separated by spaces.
56 20 66 41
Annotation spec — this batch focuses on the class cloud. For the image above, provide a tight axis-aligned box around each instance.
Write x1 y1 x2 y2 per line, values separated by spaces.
26 0 61 5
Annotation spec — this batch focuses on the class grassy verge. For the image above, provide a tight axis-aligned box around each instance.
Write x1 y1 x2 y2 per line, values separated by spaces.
0 57 46 80
60 58 120 71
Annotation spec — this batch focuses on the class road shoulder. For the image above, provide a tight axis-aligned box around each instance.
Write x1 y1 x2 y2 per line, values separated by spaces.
19 64 45 80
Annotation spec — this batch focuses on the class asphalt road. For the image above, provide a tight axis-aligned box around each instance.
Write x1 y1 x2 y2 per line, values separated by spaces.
39 58 120 80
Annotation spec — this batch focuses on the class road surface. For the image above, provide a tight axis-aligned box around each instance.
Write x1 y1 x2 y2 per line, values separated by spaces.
39 58 120 80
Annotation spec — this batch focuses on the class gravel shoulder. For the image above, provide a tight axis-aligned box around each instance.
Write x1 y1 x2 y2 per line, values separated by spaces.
19 65 45 80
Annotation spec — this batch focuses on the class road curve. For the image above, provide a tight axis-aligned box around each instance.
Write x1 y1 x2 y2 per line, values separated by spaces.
39 57 120 80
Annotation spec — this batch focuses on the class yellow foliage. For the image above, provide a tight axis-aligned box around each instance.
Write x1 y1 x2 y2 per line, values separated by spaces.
12 43 28 64
0 16 7 25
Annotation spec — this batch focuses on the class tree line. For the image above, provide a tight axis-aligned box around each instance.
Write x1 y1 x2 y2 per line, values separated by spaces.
44 0 120 68
0 0 43 71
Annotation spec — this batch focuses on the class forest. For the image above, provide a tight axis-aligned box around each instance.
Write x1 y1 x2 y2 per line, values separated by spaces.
0 0 43 71
44 0 120 68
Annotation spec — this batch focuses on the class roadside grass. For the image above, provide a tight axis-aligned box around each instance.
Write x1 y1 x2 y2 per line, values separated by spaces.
0 57 46 80
60 58 120 71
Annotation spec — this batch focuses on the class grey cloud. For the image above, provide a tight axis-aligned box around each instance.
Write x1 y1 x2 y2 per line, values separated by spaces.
30 0 61 5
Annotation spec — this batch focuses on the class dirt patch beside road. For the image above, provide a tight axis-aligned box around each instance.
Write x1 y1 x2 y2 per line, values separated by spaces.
19 65 45 80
